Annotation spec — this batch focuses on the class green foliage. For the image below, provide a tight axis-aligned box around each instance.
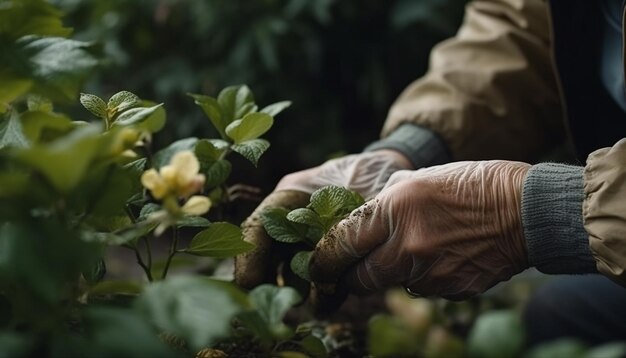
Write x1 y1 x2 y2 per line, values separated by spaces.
185 222 253 258
262 185 363 281
240 285 302 341
467 310 525 358
136 276 247 351
368 314 422 357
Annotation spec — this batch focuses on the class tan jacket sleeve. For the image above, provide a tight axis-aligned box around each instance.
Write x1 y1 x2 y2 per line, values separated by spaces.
383 0 565 162
584 139 626 285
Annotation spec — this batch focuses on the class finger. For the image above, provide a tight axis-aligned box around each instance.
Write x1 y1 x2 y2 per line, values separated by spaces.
342 242 419 295
234 190 310 289
309 196 391 284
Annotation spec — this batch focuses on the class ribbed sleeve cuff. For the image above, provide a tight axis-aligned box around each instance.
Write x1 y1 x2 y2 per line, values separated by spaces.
521 163 597 274
364 123 451 169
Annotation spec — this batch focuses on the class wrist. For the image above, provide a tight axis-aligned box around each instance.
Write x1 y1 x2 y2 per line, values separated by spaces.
521 163 597 274
364 123 451 169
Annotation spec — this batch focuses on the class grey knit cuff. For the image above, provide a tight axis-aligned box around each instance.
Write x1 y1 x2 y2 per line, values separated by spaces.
364 123 451 169
521 163 597 274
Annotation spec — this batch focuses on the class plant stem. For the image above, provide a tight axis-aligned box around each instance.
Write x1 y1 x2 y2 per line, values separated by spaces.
161 226 179 280
134 247 153 282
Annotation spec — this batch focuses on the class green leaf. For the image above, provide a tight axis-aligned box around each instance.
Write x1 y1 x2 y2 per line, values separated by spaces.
368 314 421 357
135 276 247 350
236 102 259 120
298 335 327 358
218 85 254 125
80 93 107 119
290 251 313 282
0 172 29 199
20 110 73 143
82 258 106 284
584 342 626 358
11 36 99 101
16 124 103 192
0 0 72 39
248 284 301 338
0 110 28 149
176 216 211 228
139 203 161 220
225 112 273 144
88 280 143 296
261 207 308 243
108 91 140 114
194 139 224 163
231 138 270 167
152 137 198 168
309 185 359 224
261 101 291 117
185 222 253 258
82 220 157 246
123 157 147 194
467 310 524 358
525 339 586 358
287 208 322 228
188 93 226 139
204 159 231 188
0 75 32 107
26 95 52 113
81 307 173 357
112 104 164 131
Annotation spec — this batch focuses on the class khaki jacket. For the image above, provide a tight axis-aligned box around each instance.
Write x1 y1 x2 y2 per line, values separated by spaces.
382 0 626 284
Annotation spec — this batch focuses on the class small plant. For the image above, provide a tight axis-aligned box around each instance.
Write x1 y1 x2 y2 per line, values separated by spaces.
261 185 364 281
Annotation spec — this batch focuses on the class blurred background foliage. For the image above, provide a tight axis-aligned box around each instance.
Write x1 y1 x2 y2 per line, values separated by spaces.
51 0 468 192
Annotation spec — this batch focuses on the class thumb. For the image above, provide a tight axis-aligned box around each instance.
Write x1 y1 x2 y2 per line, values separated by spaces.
234 190 310 289
309 196 392 284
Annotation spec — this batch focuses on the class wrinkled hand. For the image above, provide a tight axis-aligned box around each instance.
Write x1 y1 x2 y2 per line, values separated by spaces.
310 160 531 301
234 150 413 289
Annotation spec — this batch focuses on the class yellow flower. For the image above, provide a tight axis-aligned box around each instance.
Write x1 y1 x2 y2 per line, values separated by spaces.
141 150 206 200
181 195 212 216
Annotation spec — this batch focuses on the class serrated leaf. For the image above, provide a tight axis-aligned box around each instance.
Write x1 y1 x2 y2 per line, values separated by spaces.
309 185 358 218
286 208 322 228
152 137 198 168
290 251 313 282
261 101 291 117
188 93 226 139
185 222 253 258
261 207 308 243
26 95 52 112
225 112 273 144
231 139 270 167
136 276 247 351
108 91 140 114
112 103 164 129
80 93 107 119
0 110 29 149
204 159 231 188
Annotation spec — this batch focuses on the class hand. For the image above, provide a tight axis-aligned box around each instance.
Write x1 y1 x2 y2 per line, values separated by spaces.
234 150 413 289
309 160 530 301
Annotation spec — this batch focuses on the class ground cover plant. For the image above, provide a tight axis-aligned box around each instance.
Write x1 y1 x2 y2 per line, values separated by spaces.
2 0 626 357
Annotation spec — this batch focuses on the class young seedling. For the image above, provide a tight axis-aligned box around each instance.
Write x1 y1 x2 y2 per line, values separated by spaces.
261 185 364 281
